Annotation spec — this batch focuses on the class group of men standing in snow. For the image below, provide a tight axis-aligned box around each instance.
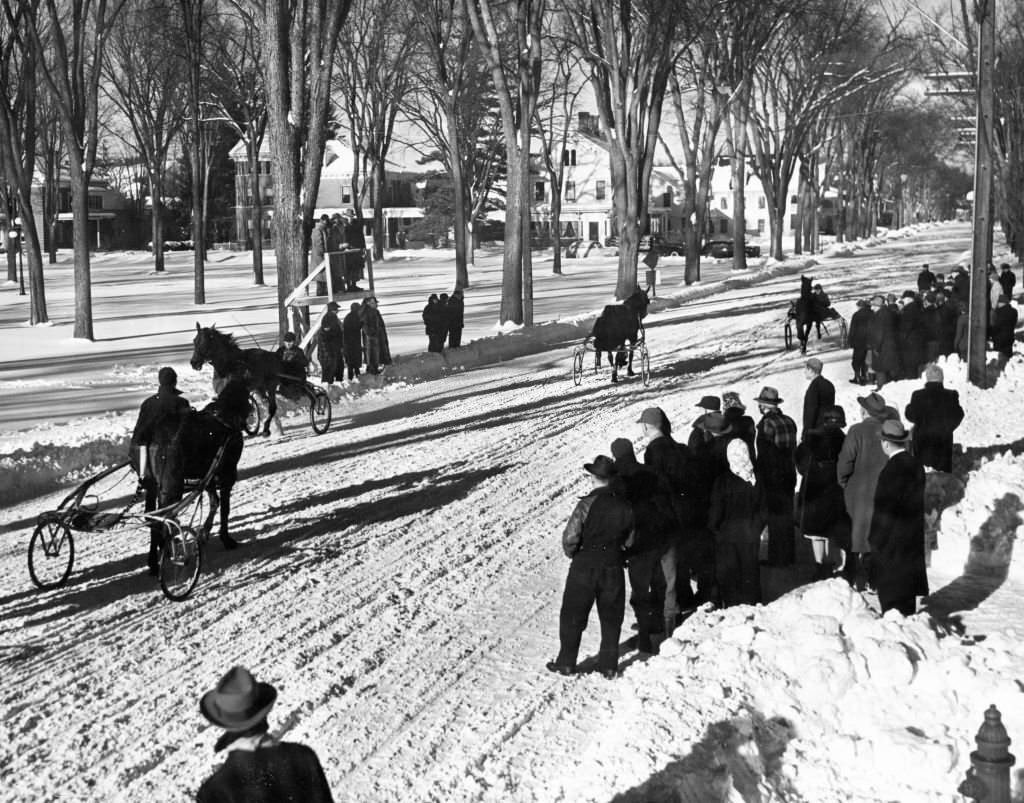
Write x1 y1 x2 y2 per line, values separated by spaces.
548 328 970 679
316 296 391 384
421 290 466 352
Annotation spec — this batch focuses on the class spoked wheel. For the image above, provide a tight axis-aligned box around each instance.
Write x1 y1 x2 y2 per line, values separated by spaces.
309 385 333 434
838 317 849 349
244 392 262 437
783 319 794 351
159 522 202 601
28 518 75 589
572 348 585 386
639 345 651 386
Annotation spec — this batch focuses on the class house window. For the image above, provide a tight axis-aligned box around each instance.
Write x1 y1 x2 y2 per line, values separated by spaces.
565 181 576 202
596 180 606 200
534 181 545 202
719 220 729 234
342 191 351 203
790 194 799 204
261 161 271 175
757 219 765 233
720 197 728 210
88 195 103 210
758 196 766 209
561 149 577 166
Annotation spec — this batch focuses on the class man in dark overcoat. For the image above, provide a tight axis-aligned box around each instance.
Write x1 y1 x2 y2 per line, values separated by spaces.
446 288 465 348
753 386 798 567
547 456 635 678
868 420 928 615
311 215 329 295
867 294 900 388
802 357 835 438
197 666 334 803
360 296 391 375
935 291 959 357
999 263 1017 301
898 290 926 380
990 295 1019 359
342 209 367 292
917 264 935 293
316 301 344 384
342 302 363 380
847 299 873 385
904 364 964 473
422 294 445 352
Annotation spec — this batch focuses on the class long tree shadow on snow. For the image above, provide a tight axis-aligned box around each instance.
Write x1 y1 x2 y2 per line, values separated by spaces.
607 707 799 803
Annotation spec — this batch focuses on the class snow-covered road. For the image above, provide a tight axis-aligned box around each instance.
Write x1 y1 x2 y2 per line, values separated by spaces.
4 223 1024 802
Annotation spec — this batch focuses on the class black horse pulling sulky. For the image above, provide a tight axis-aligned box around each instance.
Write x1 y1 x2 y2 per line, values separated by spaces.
590 287 651 383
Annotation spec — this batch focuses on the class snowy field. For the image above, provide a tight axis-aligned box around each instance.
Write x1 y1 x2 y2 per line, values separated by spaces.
3 222 1024 802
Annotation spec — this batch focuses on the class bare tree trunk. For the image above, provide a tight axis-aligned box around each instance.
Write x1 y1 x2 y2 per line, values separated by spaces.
729 116 748 271
551 191 562 275
372 157 385 262
521 173 533 326
794 168 805 255
500 154 524 323
68 160 94 339
149 175 165 272
446 100 468 288
249 138 264 284
4 241 14 283
20 203 46 323
769 202 784 260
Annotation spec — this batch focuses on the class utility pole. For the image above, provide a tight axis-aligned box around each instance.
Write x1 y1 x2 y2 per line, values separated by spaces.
968 0 996 387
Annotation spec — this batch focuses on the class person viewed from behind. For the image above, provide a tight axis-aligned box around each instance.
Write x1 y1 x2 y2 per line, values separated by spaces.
342 302 363 380
317 301 344 385
360 296 391 375
990 295 1019 361
802 357 835 438
276 332 309 400
311 215 330 295
546 456 635 679
921 292 941 364
687 395 720 449
753 386 798 568
708 438 765 607
611 437 673 655
954 300 970 360
796 405 850 580
868 420 928 616
132 366 190 577
446 288 465 348
898 290 926 380
721 391 756 460
342 208 366 292
437 293 451 351
917 264 935 294
999 263 1017 302
847 299 873 386
904 364 964 473
422 294 445 353
836 391 890 591
326 213 346 294
867 294 900 388
196 666 334 803
935 290 958 357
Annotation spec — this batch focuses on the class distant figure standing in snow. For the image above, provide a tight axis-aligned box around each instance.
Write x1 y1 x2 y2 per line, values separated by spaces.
836 392 891 591
342 209 366 292
867 294 900 389
360 296 391 375
753 387 798 567
342 302 363 380
317 302 344 385
868 420 928 616
687 395 720 449
801 357 835 438
196 666 334 803
998 263 1017 301
847 299 873 386
708 438 765 606
422 294 444 353
990 295 1019 361
311 215 329 295
904 364 964 473
446 288 465 349
547 456 635 679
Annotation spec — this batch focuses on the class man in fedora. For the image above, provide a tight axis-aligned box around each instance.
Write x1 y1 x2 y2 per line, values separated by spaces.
197 666 334 802
868 420 928 615
802 357 835 438
317 301 344 384
836 391 891 590
753 387 798 567
687 395 720 449
547 455 635 679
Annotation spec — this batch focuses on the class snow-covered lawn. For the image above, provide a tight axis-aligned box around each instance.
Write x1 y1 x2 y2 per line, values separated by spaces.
3 221 1024 802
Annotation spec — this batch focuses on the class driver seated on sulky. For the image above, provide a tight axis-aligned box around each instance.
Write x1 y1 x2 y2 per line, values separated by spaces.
276 332 309 400
812 283 839 320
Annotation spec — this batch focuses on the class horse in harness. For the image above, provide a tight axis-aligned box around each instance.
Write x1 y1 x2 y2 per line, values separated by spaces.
590 287 651 383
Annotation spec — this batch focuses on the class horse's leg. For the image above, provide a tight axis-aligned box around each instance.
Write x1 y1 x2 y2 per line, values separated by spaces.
262 387 277 437
816 321 822 340
609 351 619 383
219 484 238 549
626 341 636 376
203 488 218 540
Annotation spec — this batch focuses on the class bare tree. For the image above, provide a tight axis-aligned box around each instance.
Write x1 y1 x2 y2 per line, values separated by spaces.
565 0 683 298
259 0 353 335
35 88 64 265
464 0 544 325
0 4 47 322
106 0 187 273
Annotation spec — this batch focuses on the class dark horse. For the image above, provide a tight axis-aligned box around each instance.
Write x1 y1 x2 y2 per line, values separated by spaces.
191 323 283 436
793 275 817 354
141 378 249 570
591 287 651 383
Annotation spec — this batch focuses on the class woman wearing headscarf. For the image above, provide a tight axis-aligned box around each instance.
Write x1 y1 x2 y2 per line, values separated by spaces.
708 438 765 607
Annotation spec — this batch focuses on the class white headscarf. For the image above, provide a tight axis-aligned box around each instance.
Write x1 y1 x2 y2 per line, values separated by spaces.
727 438 756 485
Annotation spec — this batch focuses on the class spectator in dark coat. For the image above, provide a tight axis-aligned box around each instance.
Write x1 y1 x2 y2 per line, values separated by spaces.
868 294 900 388
132 366 190 576
868 420 928 615
687 395 720 449
898 290 926 380
836 391 890 591
847 299 873 385
935 291 958 357
422 294 445 353
952 267 970 306
917 264 935 293
317 302 344 384
954 301 970 360
999 264 1017 301
796 405 850 579
311 215 330 295
446 288 465 348
904 364 964 472
753 386 798 567
342 209 366 292
360 296 391 375
342 302 363 380
547 456 635 678
197 666 334 803
990 295 1018 359
921 292 941 364
611 438 673 655
802 357 835 438
708 439 765 607
722 391 756 460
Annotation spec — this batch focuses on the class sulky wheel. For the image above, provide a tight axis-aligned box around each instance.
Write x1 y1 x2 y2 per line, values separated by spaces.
838 317 849 349
244 392 262 437
572 348 585 386
309 385 332 434
639 345 651 386
159 523 203 602
783 319 794 351
28 518 75 589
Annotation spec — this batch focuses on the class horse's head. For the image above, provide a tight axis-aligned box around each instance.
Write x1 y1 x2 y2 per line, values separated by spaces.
191 323 233 371
191 322 212 370
208 377 251 432
626 287 651 320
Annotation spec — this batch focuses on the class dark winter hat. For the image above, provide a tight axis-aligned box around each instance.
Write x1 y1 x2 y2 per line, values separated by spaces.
283 332 296 343
699 411 733 436
326 301 340 311
924 292 937 304
721 391 745 412
886 293 897 304
856 298 870 308
821 405 846 427
610 437 636 462
637 406 669 429
350 302 361 312
428 293 439 303
200 666 278 731
158 366 178 387
753 386 783 407
901 290 917 301
696 395 721 412
857 391 887 417
879 419 911 444
584 455 617 480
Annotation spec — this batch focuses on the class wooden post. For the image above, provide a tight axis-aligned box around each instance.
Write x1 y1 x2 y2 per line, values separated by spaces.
967 0 996 387
958 705 1015 802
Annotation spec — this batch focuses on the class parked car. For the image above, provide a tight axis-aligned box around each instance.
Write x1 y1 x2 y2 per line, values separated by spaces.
700 239 761 259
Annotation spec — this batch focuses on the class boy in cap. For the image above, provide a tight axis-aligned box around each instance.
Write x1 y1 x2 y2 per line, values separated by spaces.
868 420 927 615
197 666 334 802
547 456 635 678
